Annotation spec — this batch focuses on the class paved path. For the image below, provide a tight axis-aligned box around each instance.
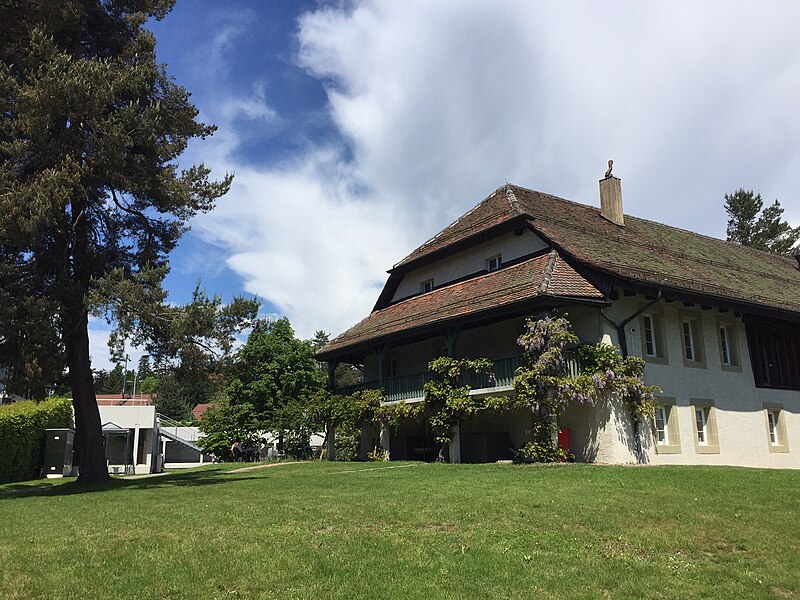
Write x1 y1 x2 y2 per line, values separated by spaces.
329 463 418 475
228 460 306 473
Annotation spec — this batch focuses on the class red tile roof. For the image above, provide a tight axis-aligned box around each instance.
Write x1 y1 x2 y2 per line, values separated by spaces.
192 403 215 421
319 251 603 356
393 186 520 269
320 183 800 359
394 184 800 315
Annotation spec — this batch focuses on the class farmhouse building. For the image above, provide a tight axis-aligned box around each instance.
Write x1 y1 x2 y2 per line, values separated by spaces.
316 177 800 468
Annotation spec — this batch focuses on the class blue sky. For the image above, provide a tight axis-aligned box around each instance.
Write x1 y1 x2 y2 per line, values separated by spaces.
89 0 800 370
149 1 331 312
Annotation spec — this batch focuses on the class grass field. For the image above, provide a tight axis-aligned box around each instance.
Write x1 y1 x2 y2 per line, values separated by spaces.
1 461 799 599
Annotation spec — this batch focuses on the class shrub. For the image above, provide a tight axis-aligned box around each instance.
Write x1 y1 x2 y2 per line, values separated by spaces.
514 421 573 463
0 397 73 483
334 422 362 461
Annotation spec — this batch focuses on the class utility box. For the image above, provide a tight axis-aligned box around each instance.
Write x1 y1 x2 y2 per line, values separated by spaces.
43 429 74 478
557 428 572 453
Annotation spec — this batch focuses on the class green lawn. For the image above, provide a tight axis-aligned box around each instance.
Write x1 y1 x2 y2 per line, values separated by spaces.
1 461 798 599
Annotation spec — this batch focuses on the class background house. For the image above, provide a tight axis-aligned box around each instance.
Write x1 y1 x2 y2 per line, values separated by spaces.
95 399 209 474
317 178 800 468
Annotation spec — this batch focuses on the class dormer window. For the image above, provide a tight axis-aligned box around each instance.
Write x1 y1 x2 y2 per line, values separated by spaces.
485 254 502 272
420 279 434 293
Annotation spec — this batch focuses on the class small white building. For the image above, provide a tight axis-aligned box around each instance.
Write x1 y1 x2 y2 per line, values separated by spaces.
98 404 159 475
93 403 210 475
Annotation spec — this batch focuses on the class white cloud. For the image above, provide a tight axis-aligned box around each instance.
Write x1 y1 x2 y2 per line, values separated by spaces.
87 318 149 374
191 150 411 338
219 82 279 124
173 0 800 341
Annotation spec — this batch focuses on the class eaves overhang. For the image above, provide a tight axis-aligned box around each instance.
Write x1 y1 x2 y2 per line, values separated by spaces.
315 294 608 363
522 218 800 323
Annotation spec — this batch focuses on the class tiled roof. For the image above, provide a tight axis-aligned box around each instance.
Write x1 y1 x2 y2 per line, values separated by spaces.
192 403 215 421
319 251 604 356
393 184 800 315
393 186 521 269
507 186 800 315
320 182 800 359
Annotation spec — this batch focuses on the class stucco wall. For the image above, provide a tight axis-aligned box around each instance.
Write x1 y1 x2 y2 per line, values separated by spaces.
561 395 639 464
598 295 800 468
392 229 548 302
98 405 156 429
364 289 799 468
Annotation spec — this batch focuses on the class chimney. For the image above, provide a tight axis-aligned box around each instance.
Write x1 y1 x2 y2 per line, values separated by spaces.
599 160 624 226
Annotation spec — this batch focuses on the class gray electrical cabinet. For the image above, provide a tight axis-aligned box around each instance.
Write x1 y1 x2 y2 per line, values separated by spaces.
43 429 75 478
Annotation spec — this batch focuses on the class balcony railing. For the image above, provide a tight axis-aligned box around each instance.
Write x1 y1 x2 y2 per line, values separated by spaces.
333 350 586 403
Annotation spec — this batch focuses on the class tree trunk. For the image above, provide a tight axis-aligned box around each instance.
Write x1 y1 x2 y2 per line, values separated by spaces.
65 306 109 483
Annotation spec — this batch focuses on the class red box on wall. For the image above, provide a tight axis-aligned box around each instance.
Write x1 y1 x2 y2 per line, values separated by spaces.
557 428 572 452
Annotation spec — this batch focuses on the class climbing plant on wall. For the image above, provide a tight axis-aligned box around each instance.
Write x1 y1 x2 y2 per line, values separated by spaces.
422 357 517 461
513 313 660 462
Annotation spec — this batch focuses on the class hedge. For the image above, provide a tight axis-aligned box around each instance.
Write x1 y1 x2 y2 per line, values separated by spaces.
0 397 73 484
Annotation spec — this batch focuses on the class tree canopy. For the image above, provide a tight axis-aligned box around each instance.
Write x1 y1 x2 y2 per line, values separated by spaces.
0 0 245 481
227 318 326 441
724 189 799 256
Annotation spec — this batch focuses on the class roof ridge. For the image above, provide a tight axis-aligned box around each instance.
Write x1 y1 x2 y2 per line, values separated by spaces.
538 250 558 293
512 184 796 267
392 188 505 268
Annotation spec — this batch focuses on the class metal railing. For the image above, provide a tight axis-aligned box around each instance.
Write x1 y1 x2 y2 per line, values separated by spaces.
333 351 586 403
156 414 198 443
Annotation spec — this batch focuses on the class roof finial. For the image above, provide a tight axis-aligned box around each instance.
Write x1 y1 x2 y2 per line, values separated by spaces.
604 159 614 178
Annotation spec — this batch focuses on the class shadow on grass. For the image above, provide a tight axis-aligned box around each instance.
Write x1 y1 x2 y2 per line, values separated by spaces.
1 465 261 498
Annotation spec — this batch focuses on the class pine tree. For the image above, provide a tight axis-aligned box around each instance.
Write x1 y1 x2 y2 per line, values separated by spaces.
153 371 189 421
136 355 151 381
98 365 125 395
0 1 233 481
724 189 800 256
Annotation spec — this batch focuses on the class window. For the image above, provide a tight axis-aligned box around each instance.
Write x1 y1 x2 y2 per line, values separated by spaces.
643 315 657 357
719 325 731 365
767 411 779 444
485 254 502 272
695 407 708 444
683 320 697 361
639 310 668 364
389 358 398 378
653 398 681 453
681 315 706 368
764 405 789 453
655 406 667 443
746 318 800 390
716 320 741 372
691 400 719 454
420 279 434 293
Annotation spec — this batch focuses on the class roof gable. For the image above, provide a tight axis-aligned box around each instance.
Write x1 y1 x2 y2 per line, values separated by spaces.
392 186 525 270
318 250 604 358
322 182 800 359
